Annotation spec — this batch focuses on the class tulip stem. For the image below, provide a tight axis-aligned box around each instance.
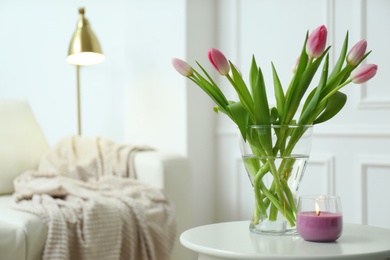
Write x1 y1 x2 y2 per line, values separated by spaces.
225 74 255 120
318 79 352 108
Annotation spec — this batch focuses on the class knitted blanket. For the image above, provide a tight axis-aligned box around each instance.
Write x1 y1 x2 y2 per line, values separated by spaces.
11 136 176 260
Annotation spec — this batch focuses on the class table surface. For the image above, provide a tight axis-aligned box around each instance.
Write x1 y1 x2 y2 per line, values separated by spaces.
180 221 390 260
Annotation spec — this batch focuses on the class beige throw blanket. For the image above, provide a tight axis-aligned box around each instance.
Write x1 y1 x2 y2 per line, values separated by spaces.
11 136 176 260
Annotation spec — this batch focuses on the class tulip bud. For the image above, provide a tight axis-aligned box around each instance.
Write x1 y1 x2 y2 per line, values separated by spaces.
306 25 328 58
208 48 230 76
350 64 378 84
172 58 193 77
346 40 367 66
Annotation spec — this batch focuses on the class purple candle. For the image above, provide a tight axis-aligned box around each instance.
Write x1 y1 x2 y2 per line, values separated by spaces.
297 211 343 242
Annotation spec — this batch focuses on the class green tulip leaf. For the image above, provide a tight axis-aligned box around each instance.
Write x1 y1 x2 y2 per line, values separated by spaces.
328 32 348 82
253 66 270 125
314 91 347 124
284 33 308 114
252 67 273 154
227 101 249 140
250 55 258 96
271 62 285 121
227 102 249 140
299 55 329 124
270 107 279 124
191 68 229 113
284 46 330 124
229 61 254 118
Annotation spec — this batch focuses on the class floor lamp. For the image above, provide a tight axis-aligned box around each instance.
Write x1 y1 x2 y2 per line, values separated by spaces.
66 7 105 135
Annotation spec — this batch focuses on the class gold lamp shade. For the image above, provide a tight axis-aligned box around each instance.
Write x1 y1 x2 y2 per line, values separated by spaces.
66 7 105 66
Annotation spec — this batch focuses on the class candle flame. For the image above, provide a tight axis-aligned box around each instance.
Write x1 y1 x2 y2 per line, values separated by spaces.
315 202 321 216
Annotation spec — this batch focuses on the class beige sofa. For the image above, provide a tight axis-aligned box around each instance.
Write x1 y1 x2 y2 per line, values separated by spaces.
0 99 193 260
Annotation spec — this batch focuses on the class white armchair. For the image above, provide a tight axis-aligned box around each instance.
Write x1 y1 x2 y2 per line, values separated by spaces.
0 99 193 260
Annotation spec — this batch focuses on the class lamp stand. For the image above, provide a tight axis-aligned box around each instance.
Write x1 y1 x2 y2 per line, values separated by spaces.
76 65 82 135
67 7 105 136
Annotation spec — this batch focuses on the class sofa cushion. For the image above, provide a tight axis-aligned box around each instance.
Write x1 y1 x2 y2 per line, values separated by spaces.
0 99 49 194
0 195 47 260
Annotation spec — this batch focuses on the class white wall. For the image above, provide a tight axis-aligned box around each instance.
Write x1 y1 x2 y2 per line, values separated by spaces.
0 0 190 150
0 0 129 143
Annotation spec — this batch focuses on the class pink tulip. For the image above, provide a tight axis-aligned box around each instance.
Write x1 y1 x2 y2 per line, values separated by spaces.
350 64 378 84
346 40 367 66
172 58 193 77
306 25 328 58
208 48 230 76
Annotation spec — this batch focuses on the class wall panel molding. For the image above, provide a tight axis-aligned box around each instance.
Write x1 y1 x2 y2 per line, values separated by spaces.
314 125 390 138
325 0 335 63
358 0 390 108
307 154 336 195
357 156 390 225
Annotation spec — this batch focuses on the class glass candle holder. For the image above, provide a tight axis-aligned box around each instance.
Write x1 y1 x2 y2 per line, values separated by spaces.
296 195 343 242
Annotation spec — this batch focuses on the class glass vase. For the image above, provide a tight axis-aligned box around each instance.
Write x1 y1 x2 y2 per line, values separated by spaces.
239 125 313 235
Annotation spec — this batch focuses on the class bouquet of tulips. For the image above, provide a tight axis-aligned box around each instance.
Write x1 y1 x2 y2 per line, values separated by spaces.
172 25 377 228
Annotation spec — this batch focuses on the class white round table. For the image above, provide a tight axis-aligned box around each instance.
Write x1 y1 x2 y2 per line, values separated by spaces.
180 221 390 260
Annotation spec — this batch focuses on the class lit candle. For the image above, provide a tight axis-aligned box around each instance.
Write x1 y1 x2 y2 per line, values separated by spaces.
297 196 343 242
